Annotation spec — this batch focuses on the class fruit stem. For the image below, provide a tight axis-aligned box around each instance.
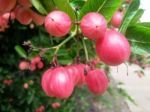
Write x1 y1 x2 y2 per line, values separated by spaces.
49 35 54 45
53 32 76 55
82 38 89 62
73 21 80 24
28 32 76 55
124 62 129 76
97 0 107 12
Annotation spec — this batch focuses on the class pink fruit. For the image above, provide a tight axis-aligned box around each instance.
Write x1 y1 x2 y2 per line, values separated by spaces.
80 12 107 40
2 12 15 20
30 56 44 70
19 61 29 70
51 102 61 109
44 11 72 37
35 105 45 112
0 15 9 32
15 6 32 25
0 0 17 13
30 63 36 71
31 56 41 64
41 67 74 99
23 83 29 89
41 69 54 96
75 64 90 86
111 11 123 28
37 61 44 69
91 58 100 65
3 79 13 86
86 69 109 95
30 10 45 25
18 0 32 8
49 67 74 99
96 29 130 66
65 65 81 85
65 64 89 86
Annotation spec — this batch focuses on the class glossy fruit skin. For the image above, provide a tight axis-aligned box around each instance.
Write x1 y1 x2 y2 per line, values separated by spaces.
65 65 79 85
0 0 17 13
41 69 54 96
15 6 32 25
19 61 29 70
75 64 90 86
2 12 15 20
49 67 74 99
96 29 130 66
80 12 107 40
41 67 74 99
86 69 109 95
44 11 72 37
111 11 123 28
65 64 90 86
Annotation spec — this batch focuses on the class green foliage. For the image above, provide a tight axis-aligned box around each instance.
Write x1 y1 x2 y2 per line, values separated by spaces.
119 0 140 34
70 0 86 12
117 0 150 56
0 26 87 112
126 22 150 55
41 0 55 13
53 0 76 21
117 88 136 105
30 0 48 15
79 0 121 21
130 9 144 24
15 45 27 58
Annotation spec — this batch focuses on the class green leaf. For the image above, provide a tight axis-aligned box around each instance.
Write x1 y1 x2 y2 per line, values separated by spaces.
15 45 27 58
100 0 122 22
118 88 136 105
79 0 105 19
53 0 76 20
126 23 150 55
70 0 86 11
139 22 150 28
79 0 121 22
130 9 144 24
119 0 140 34
27 91 35 104
30 0 47 15
41 0 55 12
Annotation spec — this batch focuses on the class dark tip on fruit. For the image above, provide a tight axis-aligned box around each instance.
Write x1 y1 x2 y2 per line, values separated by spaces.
50 17 54 21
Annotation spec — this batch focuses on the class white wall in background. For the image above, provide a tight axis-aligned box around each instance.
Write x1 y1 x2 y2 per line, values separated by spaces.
140 0 150 22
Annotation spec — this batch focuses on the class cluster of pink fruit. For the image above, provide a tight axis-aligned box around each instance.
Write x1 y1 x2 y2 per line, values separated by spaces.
44 10 130 66
42 9 131 99
19 56 44 71
41 64 109 99
0 0 45 31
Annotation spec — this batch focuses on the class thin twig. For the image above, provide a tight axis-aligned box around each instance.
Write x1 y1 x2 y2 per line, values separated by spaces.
82 38 89 62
